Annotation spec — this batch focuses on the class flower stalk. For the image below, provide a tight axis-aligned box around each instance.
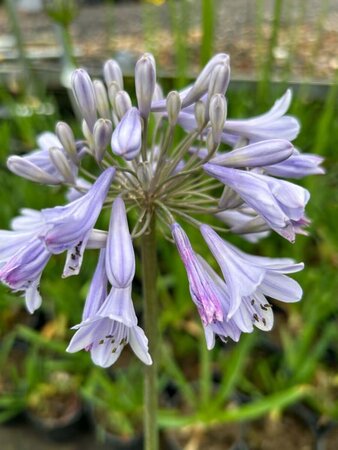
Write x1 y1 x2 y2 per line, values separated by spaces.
141 215 159 450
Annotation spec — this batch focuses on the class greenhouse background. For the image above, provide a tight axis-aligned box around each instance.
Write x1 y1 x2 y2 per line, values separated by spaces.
0 0 337 449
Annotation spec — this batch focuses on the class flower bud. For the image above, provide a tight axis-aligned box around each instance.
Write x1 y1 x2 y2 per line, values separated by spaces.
209 94 227 144
7 156 61 185
135 53 156 118
106 197 135 288
71 68 97 132
166 91 181 126
114 90 132 120
49 147 75 184
93 79 110 119
103 59 124 90
55 121 78 163
111 107 142 161
93 119 113 162
208 63 230 99
194 100 207 131
182 53 230 108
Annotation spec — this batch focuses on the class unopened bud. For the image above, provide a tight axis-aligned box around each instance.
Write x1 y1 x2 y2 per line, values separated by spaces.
49 147 75 184
166 91 181 126
135 53 156 118
182 53 230 108
205 63 230 121
194 100 207 131
114 90 132 120
103 59 123 90
93 79 110 119
7 156 61 185
106 197 135 288
208 63 230 98
111 107 142 161
93 119 113 162
71 68 97 132
209 94 227 144
55 121 78 163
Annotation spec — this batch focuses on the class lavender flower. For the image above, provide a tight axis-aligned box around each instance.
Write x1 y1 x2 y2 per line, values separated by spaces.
0 239 50 313
111 107 142 160
172 223 223 325
67 250 151 367
200 224 303 318
42 167 115 254
0 52 323 368
176 89 300 146
197 256 272 348
209 139 294 168
222 89 300 143
263 150 325 178
106 197 135 288
204 163 309 241
67 316 152 368
71 68 97 131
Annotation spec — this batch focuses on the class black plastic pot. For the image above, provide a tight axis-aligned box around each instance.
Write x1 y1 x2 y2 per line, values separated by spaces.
26 400 87 442
289 403 338 450
101 429 181 450
102 431 143 449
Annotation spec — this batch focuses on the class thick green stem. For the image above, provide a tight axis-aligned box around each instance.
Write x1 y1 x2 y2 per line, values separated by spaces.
141 215 159 450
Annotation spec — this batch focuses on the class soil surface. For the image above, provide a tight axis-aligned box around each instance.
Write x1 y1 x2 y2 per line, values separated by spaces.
1 414 338 449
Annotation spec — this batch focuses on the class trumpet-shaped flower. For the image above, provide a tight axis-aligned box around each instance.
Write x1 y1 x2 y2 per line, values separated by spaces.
222 89 300 143
198 256 274 349
0 239 50 313
172 223 223 325
200 224 303 318
263 150 325 179
67 250 151 367
204 163 309 241
42 167 115 276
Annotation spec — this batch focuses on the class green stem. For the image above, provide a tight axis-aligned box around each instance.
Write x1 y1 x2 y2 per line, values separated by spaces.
141 215 159 450
258 0 283 102
201 0 214 66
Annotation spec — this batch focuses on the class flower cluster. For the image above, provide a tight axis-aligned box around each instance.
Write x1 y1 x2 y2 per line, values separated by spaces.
0 53 323 367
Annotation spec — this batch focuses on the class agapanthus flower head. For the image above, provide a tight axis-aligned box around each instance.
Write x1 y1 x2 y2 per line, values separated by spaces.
0 52 323 367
